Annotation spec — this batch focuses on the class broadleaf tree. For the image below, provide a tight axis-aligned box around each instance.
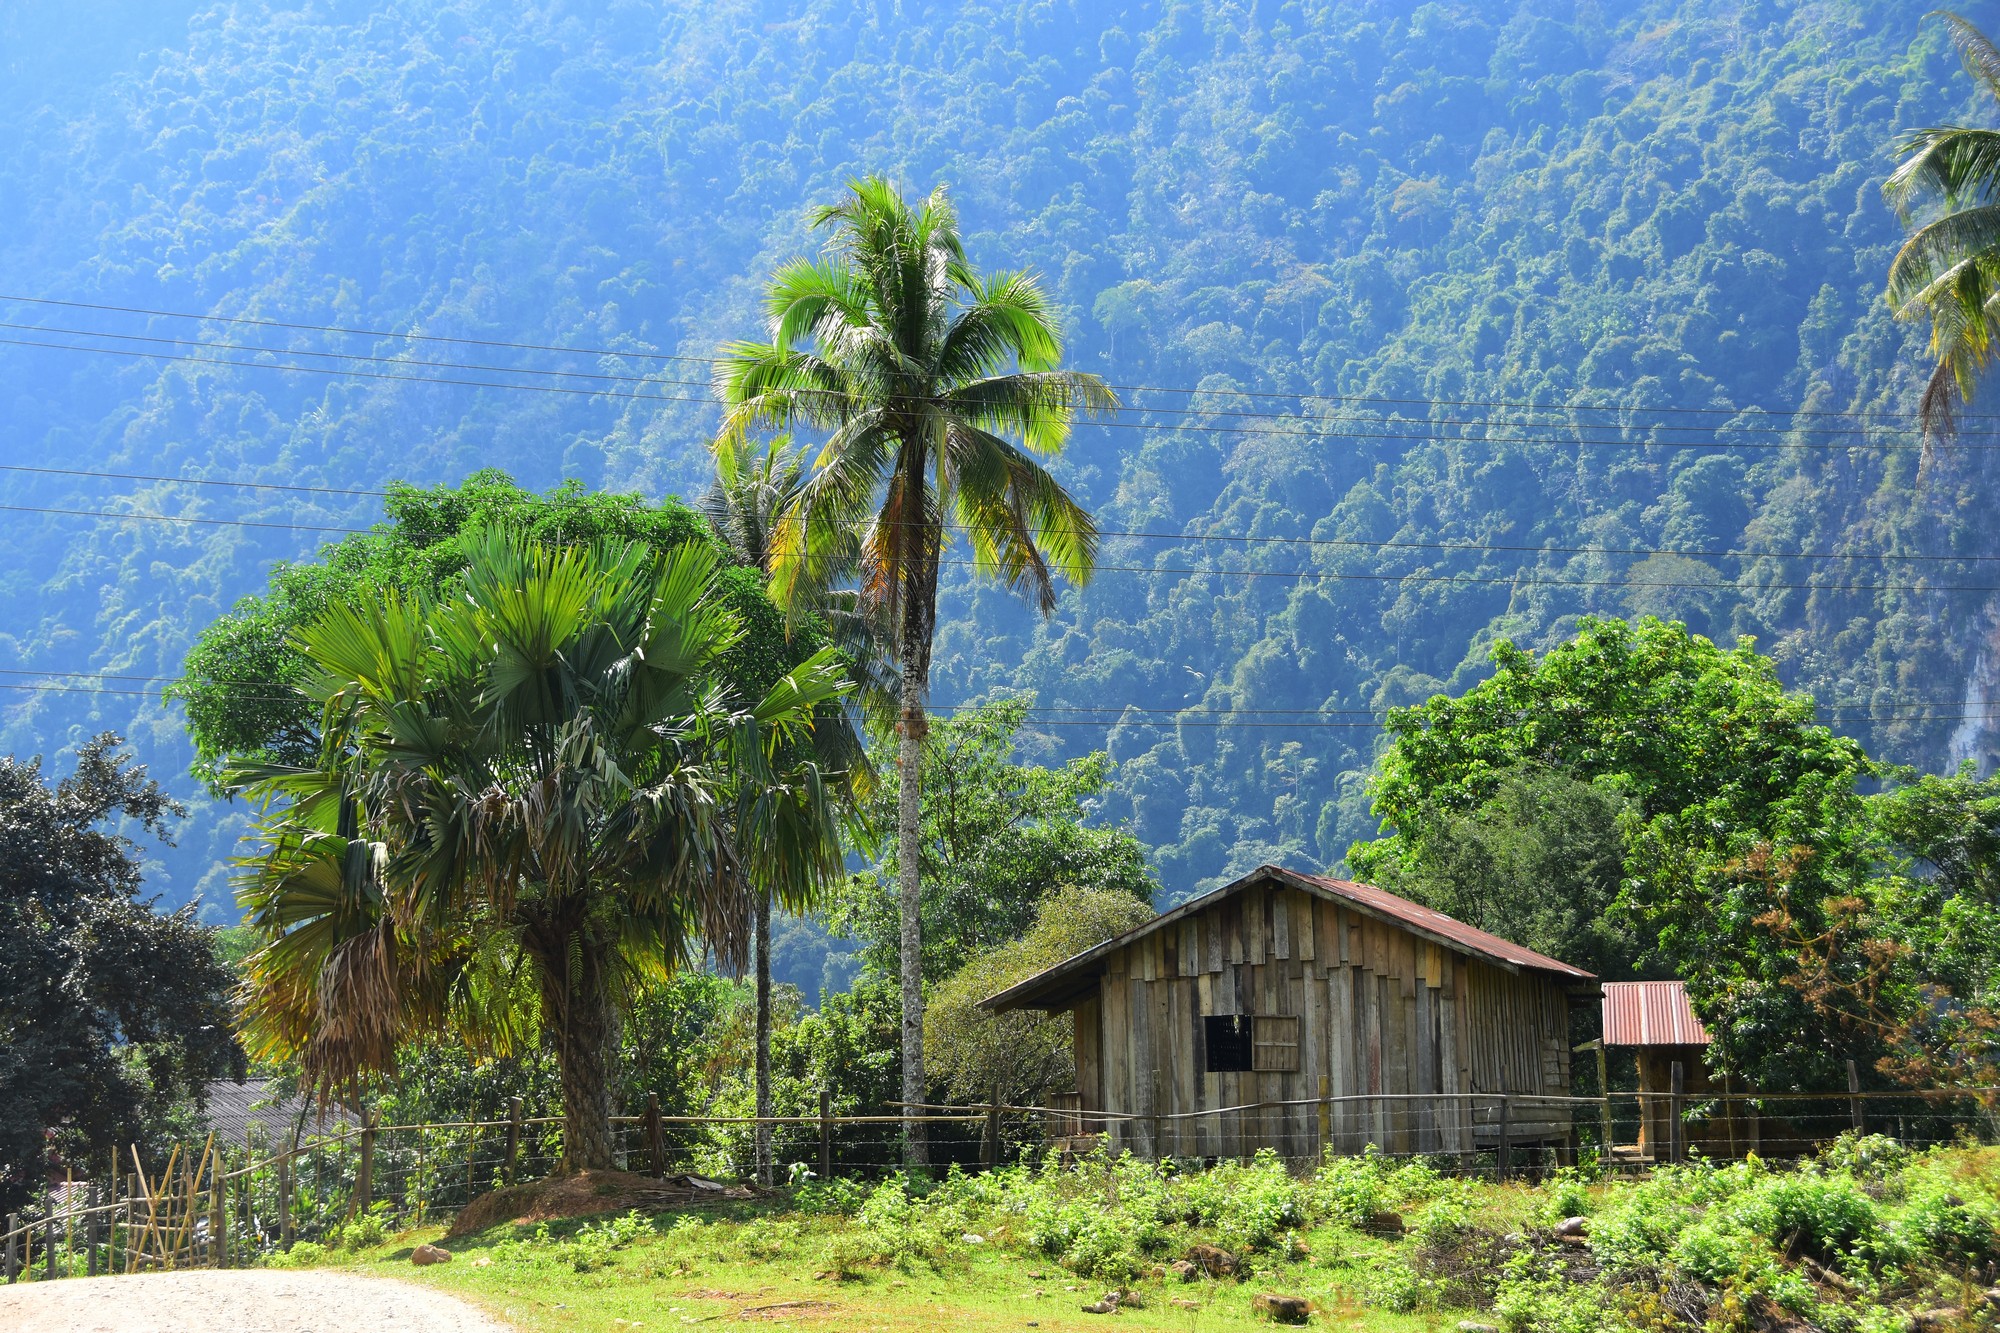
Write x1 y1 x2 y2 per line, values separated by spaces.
0 736 242 1213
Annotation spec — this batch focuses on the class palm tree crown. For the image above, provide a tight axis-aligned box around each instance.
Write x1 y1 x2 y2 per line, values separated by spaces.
714 176 1115 1162
1886 11 2000 438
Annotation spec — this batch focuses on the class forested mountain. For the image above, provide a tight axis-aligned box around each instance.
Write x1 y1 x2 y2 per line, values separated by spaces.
3 0 1997 919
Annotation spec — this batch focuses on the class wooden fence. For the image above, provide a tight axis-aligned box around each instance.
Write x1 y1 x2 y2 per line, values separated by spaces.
5 1083 1993 1283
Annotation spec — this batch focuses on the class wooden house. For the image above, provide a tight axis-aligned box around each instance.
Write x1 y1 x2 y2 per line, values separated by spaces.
982 865 1598 1161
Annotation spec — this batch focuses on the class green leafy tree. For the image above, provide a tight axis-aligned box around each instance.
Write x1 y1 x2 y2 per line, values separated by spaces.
171 472 732 795
0 736 241 1212
924 885 1156 1106
1350 616 1877 1088
831 694 1158 986
1365 767 1638 982
716 176 1116 1161
233 531 853 1169
1886 11 2000 438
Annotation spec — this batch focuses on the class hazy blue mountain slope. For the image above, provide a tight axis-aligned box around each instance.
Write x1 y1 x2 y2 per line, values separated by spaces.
0 0 1995 915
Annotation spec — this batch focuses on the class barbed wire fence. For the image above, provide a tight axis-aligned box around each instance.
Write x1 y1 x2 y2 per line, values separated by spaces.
4 1084 1994 1283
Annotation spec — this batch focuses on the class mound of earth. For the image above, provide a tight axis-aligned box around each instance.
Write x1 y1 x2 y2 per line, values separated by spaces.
447 1168 762 1238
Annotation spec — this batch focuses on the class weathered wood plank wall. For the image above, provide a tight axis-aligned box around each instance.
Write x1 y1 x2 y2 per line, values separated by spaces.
1072 881 1576 1158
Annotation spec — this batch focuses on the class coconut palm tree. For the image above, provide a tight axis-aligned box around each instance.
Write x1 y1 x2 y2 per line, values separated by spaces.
1886 11 2000 439
234 529 852 1170
715 176 1116 1163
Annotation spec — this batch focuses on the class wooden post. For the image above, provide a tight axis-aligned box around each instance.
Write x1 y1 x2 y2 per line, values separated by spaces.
1669 1061 1685 1165
1495 1095 1512 1182
1722 1073 1739 1160
45 1202 57 1280
1148 1069 1163 1161
504 1098 523 1187
210 1161 226 1268
1592 1041 1614 1155
1847 1060 1865 1135
277 1144 293 1246
356 1114 377 1216
6 1212 17 1282
1747 1092 1761 1157
645 1093 665 1179
818 1089 833 1181
466 1122 478 1202
86 1184 99 1277
981 1087 1001 1171
1317 1076 1332 1156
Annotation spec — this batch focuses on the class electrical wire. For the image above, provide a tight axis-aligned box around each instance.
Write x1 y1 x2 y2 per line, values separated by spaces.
4 462 1993 565
5 499 1994 591
2 666 1976 720
7 293 1993 427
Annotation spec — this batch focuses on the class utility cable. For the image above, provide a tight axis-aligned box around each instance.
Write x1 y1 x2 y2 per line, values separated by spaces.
5 462 1994 564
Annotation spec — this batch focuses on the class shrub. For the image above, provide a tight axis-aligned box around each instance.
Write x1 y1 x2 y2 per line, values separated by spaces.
1815 1132 1909 1180
1734 1173 1881 1259
1896 1186 1998 1263
1489 1250 1619 1333
266 1240 330 1268
327 1205 391 1252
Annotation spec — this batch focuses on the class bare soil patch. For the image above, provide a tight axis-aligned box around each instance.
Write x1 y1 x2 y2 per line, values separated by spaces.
0 1268 514 1333
446 1168 762 1238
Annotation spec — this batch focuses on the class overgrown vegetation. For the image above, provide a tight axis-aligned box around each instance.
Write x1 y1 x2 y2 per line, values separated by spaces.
297 1137 2000 1333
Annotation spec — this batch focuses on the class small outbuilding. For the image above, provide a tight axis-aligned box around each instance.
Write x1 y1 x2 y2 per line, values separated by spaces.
1600 979 1753 1159
982 865 1598 1160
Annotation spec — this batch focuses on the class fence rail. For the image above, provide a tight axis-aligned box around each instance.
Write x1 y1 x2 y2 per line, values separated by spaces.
6 1082 1993 1284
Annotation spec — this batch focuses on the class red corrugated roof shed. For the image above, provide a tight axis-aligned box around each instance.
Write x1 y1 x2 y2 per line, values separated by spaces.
1601 980 1709 1047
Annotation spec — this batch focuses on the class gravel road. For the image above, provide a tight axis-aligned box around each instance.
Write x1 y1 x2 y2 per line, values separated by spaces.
0 1269 517 1332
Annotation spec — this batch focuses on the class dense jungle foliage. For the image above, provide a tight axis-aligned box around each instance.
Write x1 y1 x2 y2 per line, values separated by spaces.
4 0 2000 922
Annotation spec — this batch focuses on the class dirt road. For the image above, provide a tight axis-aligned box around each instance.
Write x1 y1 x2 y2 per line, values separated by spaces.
0 1269 517 1332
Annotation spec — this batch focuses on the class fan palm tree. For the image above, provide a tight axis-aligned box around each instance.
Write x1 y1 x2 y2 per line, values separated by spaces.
1886 11 2000 440
234 529 852 1170
715 176 1117 1163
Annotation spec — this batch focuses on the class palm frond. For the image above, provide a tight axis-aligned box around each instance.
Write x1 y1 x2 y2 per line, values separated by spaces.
1936 10 2000 103
1887 204 2000 309
1886 127 2000 215
942 422 1099 612
946 370 1121 455
936 269 1064 379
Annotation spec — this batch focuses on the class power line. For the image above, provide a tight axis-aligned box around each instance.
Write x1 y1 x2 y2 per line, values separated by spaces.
0 320 719 393
15 319 1932 444
8 462 1995 565
0 295 724 366
7 500 1994 593
5 666 1977 720
7 328 1969 452
8 292 1989 427
3 680 1987 729
0 335 719 407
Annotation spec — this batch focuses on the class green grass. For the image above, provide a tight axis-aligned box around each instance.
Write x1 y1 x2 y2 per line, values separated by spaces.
282 1139 2000 1333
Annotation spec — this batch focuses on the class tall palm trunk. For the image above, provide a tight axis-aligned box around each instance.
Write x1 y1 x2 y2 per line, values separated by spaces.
754 889 773 1186
528 914 616 1172
897 608 929 1168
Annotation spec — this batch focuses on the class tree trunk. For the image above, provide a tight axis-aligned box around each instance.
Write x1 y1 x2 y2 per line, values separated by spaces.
755 889 773 1187
529 916 616 1173
898 630 929 1168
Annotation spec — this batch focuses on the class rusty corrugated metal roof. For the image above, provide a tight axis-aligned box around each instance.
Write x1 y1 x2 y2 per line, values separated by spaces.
1287 871 1597 980
1601 980 1709 1047
982 864 1596 1013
